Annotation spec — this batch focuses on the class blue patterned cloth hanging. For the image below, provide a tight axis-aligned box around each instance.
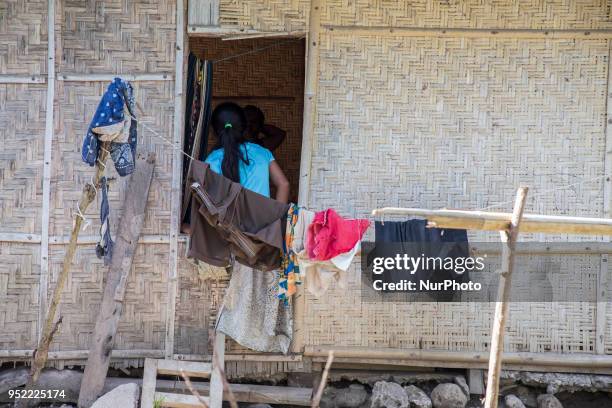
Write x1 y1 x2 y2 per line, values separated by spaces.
95 176 114 265
82 77 137 177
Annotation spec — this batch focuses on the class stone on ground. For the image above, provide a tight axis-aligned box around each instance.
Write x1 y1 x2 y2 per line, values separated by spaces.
505 394 527 408
431 383 468 408
371 381 410 408
91 383 139 408
403 385 432 408
536 394 563 408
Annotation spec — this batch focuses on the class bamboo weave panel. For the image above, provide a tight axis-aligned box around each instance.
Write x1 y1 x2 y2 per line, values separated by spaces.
59 0 176 74
305 34 609 352
0 84 46 234
311 35 607 238
47 244 169 351
50 81 174 237
0 243 40 350
305 254 599 353
0 0 48 75
321 0 612 30
219 0 308 32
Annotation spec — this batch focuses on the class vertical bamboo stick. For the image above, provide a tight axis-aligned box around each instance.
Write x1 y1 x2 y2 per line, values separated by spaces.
22 143 111 400
484 187 529 408
293 0 323 355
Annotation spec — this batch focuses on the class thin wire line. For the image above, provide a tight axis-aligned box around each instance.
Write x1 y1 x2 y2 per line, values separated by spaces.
213 35 306 64
125 110 197 161
477 174 607 211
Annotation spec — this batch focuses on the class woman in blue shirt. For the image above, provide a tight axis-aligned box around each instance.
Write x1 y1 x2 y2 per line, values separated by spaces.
205 102 290 203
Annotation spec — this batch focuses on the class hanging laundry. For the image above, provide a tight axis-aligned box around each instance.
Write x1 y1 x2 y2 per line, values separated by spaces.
216 262 292 354
81 77 138 177
294 209 365 297
95 176 113 265
278 204 301 304
374 219 469 301
306 208 370 261
181 56 214 224
186 160 289 271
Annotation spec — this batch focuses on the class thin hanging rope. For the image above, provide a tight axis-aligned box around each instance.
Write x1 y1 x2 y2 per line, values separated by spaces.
213 35 306 64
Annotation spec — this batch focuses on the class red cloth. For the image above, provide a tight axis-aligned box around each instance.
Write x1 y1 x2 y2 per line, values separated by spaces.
306 209 370 261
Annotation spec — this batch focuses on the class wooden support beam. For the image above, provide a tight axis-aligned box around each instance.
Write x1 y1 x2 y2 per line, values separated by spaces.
0 74 46 84
484 187 528 408
305 346 612 370
141 358 158 408
165 0 187 360
209 332 226 408
56 73 173 82
372 207 612 235
293 0 323 356
322 25 612 39
78 154 156 408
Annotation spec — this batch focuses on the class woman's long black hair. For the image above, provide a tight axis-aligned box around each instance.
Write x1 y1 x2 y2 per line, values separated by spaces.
211 102 249 183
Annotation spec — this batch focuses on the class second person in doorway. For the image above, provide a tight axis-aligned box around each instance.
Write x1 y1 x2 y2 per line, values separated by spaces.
243 105 287 152
205 102 290 203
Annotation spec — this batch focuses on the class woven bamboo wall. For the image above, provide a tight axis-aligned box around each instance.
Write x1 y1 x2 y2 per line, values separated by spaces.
303 32 612 353
320 0 612 29
3 0 612 372
219 0 309 32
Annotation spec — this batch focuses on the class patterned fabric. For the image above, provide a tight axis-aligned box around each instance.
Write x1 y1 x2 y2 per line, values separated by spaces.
95 176 113 265
216 262 292 353
82 77 137 177
278 204 301 304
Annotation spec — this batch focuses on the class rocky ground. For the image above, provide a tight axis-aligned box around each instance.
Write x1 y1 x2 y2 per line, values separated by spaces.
3 370 612 407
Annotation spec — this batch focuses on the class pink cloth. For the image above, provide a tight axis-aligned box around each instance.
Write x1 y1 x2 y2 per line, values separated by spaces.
306 209 370 261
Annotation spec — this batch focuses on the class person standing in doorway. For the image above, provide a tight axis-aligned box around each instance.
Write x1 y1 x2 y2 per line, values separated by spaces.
243 105 286 152
205 102 290 203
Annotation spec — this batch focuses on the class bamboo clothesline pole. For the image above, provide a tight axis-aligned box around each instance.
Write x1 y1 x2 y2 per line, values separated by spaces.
371 207 612 236
370 186 612 407
484 187 528 408
21 142 112 401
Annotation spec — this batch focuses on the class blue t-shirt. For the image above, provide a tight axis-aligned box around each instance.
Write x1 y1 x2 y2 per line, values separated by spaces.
205 142 275 197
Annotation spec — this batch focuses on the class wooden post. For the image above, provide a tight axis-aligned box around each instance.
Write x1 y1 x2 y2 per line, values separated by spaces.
293 0 323 355
20 143 112 406
78 154 156 407
484 187 529 408
209 331 226 408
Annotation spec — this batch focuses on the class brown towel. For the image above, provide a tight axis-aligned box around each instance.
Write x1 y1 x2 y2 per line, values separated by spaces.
186 160 289 271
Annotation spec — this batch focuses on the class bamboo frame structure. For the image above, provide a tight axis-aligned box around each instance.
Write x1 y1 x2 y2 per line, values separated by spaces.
372 187 612 406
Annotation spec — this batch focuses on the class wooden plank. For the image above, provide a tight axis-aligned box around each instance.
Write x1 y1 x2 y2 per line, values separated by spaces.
155 392 210 408
304 346 612 368
173 353 303 362
0 233 42 243
165 0 187 360
155 381 312 406
293 0 322 356
468 369 485 395
48 234 173 245
188 26 305 37
209 332 225 408
372 207 612 236
0 75 46 84
38 0 55 344
78 154 156 407
484 187 528 408
141 358 158 408
56 73 173 82
156 360 212 377
188 0 219 26
0 349 164 359
597 40 612 355
323 25 612 39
